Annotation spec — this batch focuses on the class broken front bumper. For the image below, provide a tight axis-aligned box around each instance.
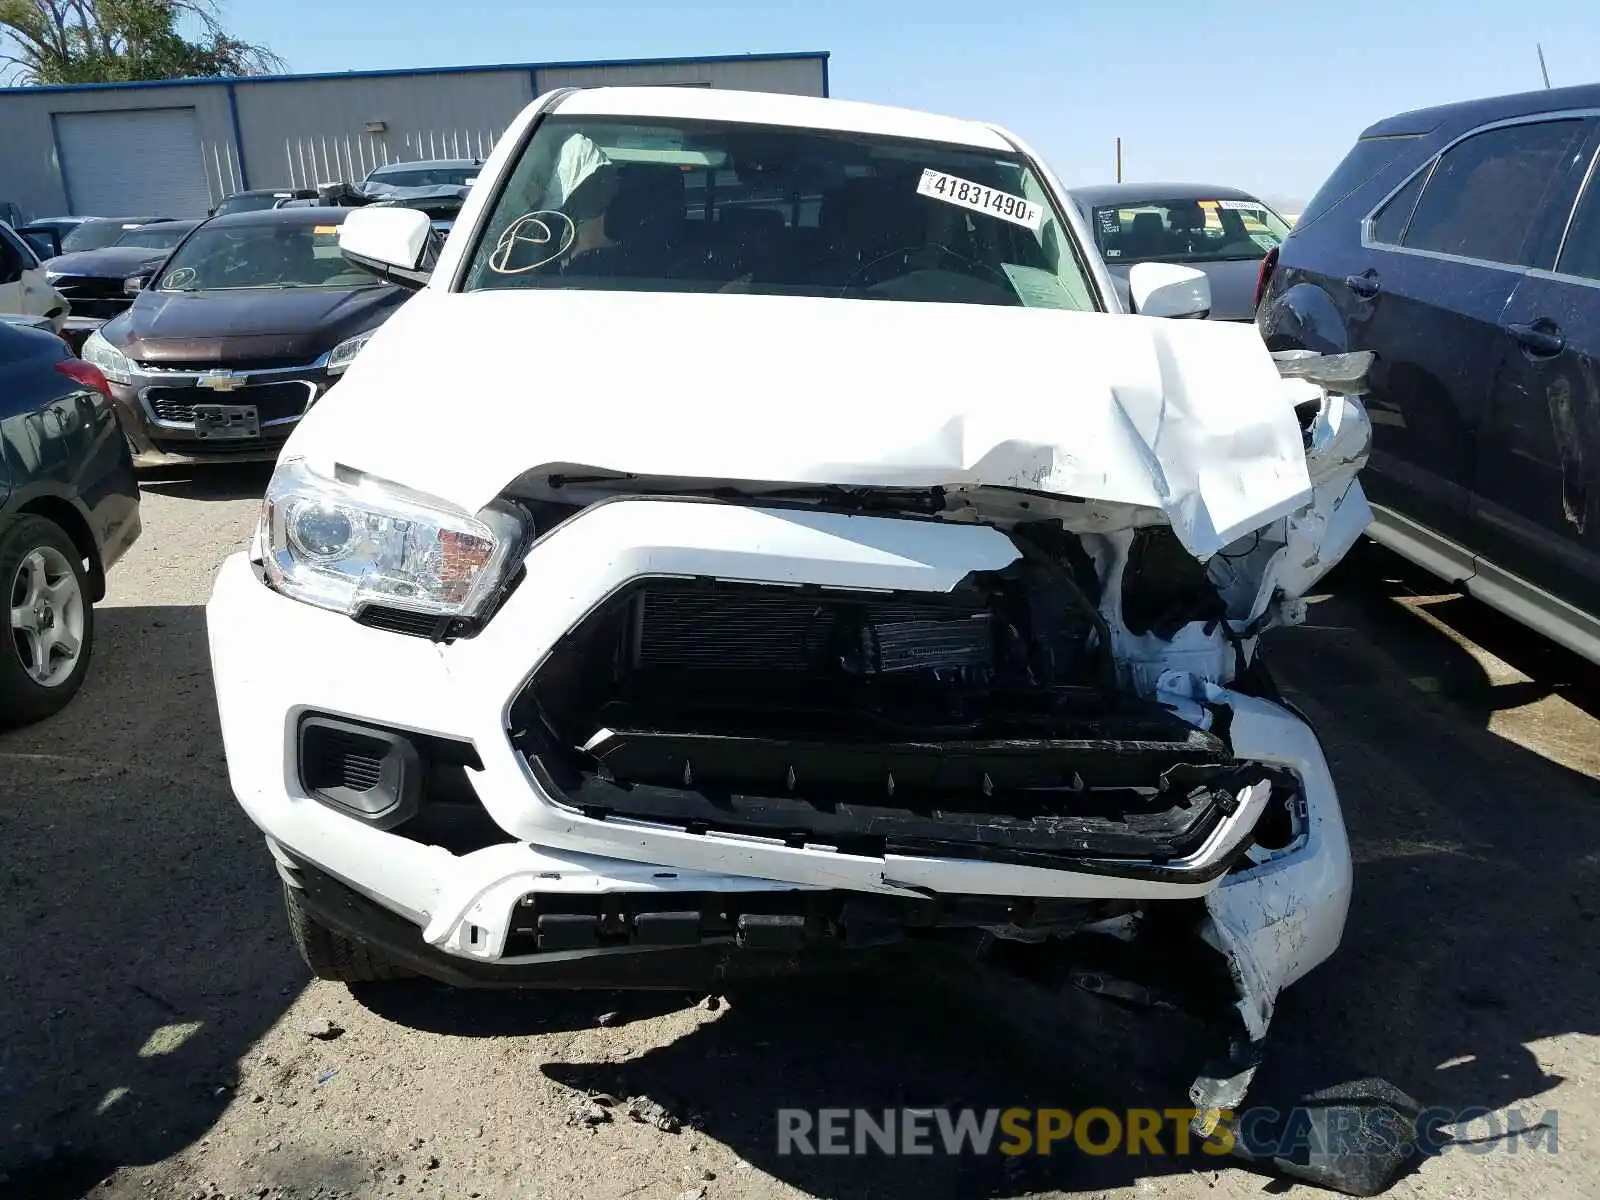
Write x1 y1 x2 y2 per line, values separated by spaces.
207 497 1349 1023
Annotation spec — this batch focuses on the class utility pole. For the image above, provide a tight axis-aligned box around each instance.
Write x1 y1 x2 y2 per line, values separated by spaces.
1115 137 1122 183
1538 43 1551 88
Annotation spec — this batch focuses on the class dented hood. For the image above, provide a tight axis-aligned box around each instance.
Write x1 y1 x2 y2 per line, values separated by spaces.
295 288 1313 558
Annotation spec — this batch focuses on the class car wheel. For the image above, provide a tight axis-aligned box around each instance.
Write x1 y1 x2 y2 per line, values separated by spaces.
283 881 413 983
0 515 95 729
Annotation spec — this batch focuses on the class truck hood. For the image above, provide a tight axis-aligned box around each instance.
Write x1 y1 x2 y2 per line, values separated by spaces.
292 288 1313 558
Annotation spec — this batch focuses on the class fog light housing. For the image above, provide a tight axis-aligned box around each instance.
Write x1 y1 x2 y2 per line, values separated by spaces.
297 715 422 828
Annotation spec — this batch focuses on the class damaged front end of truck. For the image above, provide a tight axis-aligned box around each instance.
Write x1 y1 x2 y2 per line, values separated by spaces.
216 290 1395 1187
492 348 1375 1150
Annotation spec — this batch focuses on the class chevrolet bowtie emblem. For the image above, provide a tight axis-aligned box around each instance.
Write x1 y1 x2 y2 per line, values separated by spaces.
198 371 246 392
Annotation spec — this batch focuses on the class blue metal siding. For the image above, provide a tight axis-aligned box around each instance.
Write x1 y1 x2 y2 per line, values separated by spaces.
0 51 831 97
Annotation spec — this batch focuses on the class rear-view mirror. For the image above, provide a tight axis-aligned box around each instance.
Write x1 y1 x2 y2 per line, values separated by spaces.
1127 262 1211 319
338 207 434 289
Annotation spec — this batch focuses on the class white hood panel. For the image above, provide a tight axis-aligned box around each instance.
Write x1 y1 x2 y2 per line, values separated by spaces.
296 289 1312 559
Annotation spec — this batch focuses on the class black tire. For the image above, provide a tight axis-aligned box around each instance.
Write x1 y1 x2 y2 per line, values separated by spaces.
283 880 412 983
0 515 96 729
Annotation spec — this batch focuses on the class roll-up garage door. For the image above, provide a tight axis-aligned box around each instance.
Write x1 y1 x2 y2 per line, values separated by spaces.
54 108 213 217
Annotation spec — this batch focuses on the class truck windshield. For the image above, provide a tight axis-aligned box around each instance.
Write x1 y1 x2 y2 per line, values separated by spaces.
462 116 1099 311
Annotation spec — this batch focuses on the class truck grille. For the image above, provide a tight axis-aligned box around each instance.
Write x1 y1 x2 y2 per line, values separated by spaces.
635 589 993 675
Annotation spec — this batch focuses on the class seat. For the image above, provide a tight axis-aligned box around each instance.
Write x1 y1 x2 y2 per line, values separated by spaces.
713 206 786 280
819 176 922 284
567 168 686 278
1123 211 1169 258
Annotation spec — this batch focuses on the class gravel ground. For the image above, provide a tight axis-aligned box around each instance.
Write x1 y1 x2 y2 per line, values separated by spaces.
1 466 1596 1200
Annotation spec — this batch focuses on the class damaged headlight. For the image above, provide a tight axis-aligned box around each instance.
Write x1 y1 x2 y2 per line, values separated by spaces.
259 458 523 620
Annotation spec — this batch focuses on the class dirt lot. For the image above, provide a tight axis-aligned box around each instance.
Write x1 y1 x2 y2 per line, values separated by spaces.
2 466 1597 1200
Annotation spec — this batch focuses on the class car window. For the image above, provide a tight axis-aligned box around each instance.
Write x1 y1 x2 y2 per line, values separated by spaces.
1554 157 1600 281
369 166 477 188
1399 119 1590 266
216 193 285 216
156 222 374 291
1089 197 1288 265
115 224 191 250
1296 134 1427 233
61 220 135 253
0 227 21 284
0 224 37 274
463 116 1099 312
1368 170 1427 245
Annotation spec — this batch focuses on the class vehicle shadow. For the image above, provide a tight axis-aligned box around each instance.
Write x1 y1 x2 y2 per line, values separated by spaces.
136 463 273 503
0 602 303 1199
1254 540 1600 1122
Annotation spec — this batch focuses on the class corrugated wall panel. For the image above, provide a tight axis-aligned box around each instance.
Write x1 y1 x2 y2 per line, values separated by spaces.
232 72 533 189
536 56 825 97
0 85 238 220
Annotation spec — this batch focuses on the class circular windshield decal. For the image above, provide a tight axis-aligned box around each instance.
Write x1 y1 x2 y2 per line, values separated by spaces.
162 266 197 289
488 211 575 275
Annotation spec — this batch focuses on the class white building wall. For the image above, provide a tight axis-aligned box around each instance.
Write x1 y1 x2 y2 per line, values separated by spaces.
232 70 534 188
0 55 828 221
0 84 239 219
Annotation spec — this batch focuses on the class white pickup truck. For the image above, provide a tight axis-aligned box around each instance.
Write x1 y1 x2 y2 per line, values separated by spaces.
206 84 1378 1159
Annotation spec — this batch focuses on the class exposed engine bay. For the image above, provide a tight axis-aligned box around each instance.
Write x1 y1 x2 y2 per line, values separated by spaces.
505 355 1372 876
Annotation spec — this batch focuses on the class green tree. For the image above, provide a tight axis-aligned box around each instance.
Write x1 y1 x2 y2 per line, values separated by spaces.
0 0 284 85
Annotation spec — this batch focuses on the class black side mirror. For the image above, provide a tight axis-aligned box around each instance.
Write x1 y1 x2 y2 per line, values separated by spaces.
23 230 61 260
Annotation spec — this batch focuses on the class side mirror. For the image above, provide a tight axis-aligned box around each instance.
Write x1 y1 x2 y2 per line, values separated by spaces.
339 207 434 289
1127 262 1211 319
123 275 148 296
23 230 61 260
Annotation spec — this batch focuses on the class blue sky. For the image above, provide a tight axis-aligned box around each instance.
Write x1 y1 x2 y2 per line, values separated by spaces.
224 0 1590 205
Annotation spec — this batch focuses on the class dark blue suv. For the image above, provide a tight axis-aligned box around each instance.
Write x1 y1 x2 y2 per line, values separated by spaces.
1259 83 1600 665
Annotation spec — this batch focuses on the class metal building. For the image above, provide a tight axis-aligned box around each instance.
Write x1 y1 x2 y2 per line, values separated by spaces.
0 51 830 221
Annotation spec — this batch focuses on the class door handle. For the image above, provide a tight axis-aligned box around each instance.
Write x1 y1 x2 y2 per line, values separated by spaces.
1344 273 1380 298
1506 320 1566 358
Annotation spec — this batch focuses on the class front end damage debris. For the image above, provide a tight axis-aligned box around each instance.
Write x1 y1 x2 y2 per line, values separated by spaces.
492 354 1388 1186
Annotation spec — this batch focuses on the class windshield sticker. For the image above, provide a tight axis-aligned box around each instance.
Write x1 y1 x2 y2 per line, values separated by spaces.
313 225 338 235
1095 209 1120 236
1002 263 1073 308
1215 199 1260 211
162 266 197 289
916 170 1043 232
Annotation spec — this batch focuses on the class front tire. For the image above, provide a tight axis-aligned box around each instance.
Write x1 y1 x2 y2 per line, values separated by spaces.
0 515 95 729
283 881 412 983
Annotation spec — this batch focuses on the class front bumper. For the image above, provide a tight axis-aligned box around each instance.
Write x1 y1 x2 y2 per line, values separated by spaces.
112 356 336 468
207 497 1351 1012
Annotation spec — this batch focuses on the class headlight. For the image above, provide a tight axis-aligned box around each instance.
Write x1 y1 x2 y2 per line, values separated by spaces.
260 458 524 621
82 329 132 385
325 331 375 376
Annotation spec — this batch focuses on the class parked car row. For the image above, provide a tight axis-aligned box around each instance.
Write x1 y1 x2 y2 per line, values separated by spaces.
0 164 475 731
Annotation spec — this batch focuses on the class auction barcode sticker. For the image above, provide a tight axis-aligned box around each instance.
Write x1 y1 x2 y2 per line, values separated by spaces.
917 169 1044 232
